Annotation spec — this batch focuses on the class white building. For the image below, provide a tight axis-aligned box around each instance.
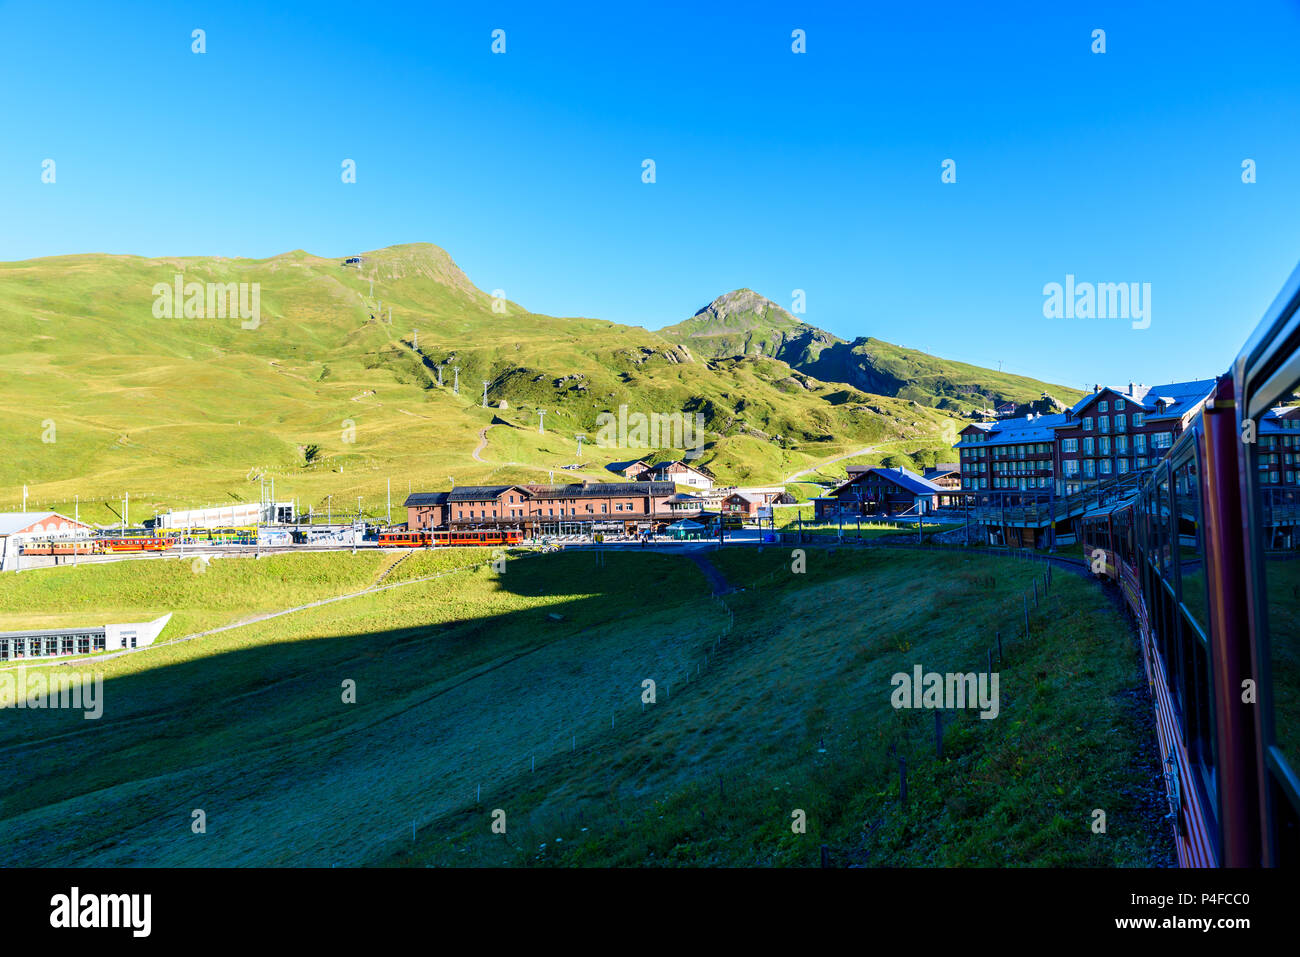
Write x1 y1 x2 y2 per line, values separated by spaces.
0 613 172 661
156 501 295 530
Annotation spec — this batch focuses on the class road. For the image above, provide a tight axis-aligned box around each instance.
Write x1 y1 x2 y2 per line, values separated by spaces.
782 444 883 484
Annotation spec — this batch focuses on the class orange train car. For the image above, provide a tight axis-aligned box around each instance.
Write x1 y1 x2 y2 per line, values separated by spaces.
97 536 172 553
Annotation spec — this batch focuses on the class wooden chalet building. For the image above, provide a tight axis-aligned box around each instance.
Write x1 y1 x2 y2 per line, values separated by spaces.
814 467 943 519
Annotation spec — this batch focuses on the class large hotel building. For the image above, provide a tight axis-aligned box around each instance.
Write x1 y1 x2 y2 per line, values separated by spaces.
954 377 1300 545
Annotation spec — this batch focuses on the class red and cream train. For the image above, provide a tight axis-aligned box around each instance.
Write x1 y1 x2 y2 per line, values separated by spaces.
1079 263 1300 867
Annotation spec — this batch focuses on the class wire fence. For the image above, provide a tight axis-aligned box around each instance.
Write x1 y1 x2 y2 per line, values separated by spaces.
336 545 1070 866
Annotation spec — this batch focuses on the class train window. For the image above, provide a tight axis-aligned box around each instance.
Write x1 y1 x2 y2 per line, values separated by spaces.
1176 457 1211 638
1156 473 1173 580
1255 398 1300 784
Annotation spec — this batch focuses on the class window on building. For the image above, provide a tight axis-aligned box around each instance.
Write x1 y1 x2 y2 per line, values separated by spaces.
1100 460 1112 475
1099 400 1109 412
1133 412 1145 428
1100 436 1111 454
1116 399 1125 410
1084 417 1094 431
1099 416 1110 433
1083 437 1095 455
1062 438 1078 453
1115 414 1126 432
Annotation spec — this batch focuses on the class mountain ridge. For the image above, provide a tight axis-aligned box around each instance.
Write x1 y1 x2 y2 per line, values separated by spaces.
661 288 1079 414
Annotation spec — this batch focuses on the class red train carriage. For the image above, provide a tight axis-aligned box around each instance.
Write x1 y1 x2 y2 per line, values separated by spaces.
1076 260 1300 867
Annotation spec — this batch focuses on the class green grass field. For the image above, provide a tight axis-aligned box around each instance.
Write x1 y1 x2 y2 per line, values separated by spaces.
0 547 1172 867
0 244 980 521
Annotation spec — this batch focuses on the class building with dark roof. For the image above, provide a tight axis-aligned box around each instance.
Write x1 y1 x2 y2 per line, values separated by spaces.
814 466 946 519
403 481 677 534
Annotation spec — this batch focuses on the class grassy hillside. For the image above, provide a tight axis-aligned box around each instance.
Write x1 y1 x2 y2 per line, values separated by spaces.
0 548 1172 867
0 244 958 522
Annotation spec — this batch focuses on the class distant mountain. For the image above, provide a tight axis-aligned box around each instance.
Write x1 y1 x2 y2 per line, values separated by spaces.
659 289 839 367
660 290 1082 414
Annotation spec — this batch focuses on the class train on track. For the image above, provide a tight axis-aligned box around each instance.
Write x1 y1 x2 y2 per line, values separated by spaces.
1078 263 1300 867
22 526 527 556
376 529 525 547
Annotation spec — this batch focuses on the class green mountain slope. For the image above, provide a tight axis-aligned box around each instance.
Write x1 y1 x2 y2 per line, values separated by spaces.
661 290 1083 414
0 244 959 521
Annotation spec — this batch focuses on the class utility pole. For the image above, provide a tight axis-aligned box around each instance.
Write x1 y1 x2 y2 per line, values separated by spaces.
75 494 78 523
387 478 391 526
125 492 129 530
437 365 443 387
327 495 332 525
21 485 27 511
413 329 418 351
538 410 546 434
575 434 586 457
482 380 490 408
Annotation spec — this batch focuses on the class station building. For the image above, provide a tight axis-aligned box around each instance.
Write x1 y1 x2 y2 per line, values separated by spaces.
405 481 677 536
0 614 172 662
0 512 96 572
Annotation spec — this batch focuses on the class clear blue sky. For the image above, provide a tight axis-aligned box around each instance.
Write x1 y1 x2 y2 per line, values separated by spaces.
3 0 1299 389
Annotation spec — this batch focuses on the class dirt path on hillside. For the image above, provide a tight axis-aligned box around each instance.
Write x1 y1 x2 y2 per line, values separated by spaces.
472 427 490 462
783 444 882 483
688 552 733 595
